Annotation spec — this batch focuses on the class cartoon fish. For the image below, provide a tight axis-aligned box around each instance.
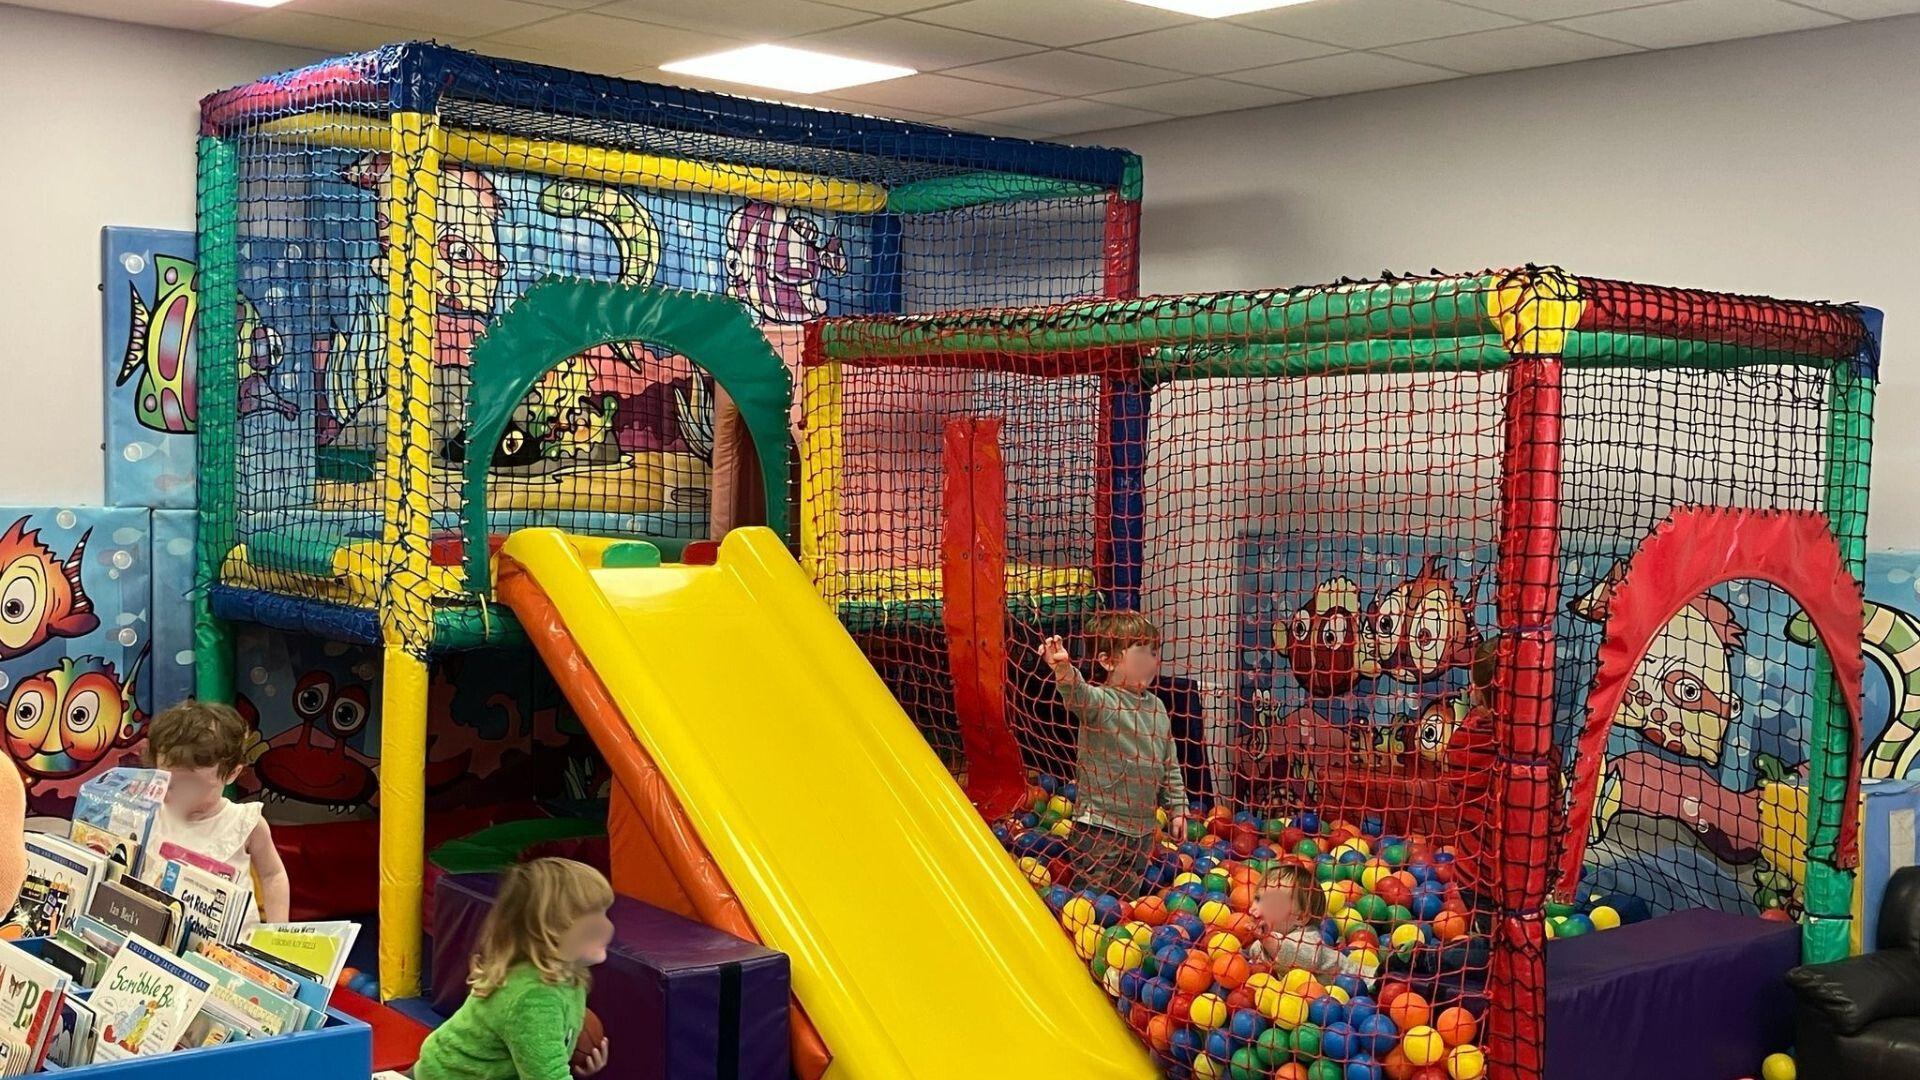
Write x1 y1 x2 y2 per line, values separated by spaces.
3 651 146 782
538 179 659 287
118 254 198 435
1364 557 1482 684
236 295 296 420
1573 566 1745 766
1277 577 1363 696
0 519 99 661
723 203 847 324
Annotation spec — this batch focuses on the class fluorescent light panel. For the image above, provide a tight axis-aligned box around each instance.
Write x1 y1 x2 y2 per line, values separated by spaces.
661 44 914 95
1120 0 1318 16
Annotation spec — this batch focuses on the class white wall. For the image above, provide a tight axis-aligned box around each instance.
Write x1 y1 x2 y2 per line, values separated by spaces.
0 5 312 506
1092 14 1920 550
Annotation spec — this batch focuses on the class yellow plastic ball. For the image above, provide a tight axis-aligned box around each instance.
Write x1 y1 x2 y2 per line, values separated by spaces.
1335 911 1367 937
1280 967 1316 994
1061 897 1096 933
1349 948 1382 973
1073 924 1101 961
1191 993 1230 1029
1331 841 1361 860
1761 1052 1796 1080
1589 905 1621 931
1544 920 1559 940
1324 984 1351 1005
1016 857 1050 887
1403 1026 1447 1067
1390 924 1423 952
1191 1054 1224 1080
1270 991 1310 1031
1205 931 1242 958
1047 795 1073 817
1105 937 1146 972
1447 1043 1486 1080
1360 864 1391 892
1125 921 1154 947
1048 819 1074 838
1244 972 1277 998
1200 900 1234 928
1254 985 1281 1020
1324 886 1350 916
1174 872 1204 889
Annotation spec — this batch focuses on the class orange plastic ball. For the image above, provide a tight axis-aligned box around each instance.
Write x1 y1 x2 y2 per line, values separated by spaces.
1211 951 1251 991
1386 990 1433 1032
1433 1007 1478 1047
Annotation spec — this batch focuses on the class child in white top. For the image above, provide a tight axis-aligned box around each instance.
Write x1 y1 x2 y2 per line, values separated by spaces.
144 701 290 924
1250 863 1374 980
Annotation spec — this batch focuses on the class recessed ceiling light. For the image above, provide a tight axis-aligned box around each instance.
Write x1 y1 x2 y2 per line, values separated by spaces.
1120 0 1318 16
661 45 915 95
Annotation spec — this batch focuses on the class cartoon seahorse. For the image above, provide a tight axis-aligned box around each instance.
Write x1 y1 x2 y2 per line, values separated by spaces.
538 180 659 287
1789 602 1920 778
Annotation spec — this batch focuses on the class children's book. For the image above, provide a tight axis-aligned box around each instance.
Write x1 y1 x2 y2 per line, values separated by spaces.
51 931 111 989
86 880 175 951
0 880 63 941
35 938 89 987
176 997 259 1050
193 943 297 998
17 833 105 935
223 945 331 1031
90 936 210 1061
70 915 127 963
72 769 168 881
0 939 70 1070
240 921 360 989
0 1030 30 1077
157 841 239 883
160 860 253 951
177 953 307 1037
114 878 187 953
45 996 94 1068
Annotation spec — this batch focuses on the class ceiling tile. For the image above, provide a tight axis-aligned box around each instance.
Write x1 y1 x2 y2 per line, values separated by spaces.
1379 22 1640 73
1230 0 1522 48
787 18 1041 71
1076 22 1341 75
1089 76 1307 115
1230 51 1462 96
944 118 1060 139
8 0 239 32
1781 0 1920 16
518 0 608 9
1447 0 1662 17
287 0 556 39
484 13 745 71
947 49 1186 94
1555 0 1843 49
591 0 871 39
213 10 411 52
824 72 1054 113
910 0 1195 48
965 97 1174 135
819 0 958 12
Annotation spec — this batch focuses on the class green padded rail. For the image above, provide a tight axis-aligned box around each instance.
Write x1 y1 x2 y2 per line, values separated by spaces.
886 173 1108 215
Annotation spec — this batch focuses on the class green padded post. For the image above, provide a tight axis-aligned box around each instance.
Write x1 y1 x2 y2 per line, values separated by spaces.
193 134 238 703
1806 358 1877 963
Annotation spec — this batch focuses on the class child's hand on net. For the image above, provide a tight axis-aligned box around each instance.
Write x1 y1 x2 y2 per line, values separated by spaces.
1037 635 1073 675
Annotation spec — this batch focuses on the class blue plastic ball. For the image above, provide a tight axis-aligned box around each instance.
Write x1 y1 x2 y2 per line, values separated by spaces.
1307 996 1347 1029
1345 1058 1382 1080
1356 1014 1400 1059
1361 816 1384 837
1333 976 1366 1002
1409 886 1444 921
1338 849 1368 866
1043 885 1072 913
1406 862 1436 885
1035 836 1068 862
1170 1028 1203 1065
1180 841 1206 860
1320 1021 1354 1062
1228 1009 1267 1046
1142 977 1176 1012
992 822 1013 845
1172 913 1207 941
1093 896 1124 926
1299 811 1321 833
1234 811 1258 826
1205 1030 1234 1061
1193 855 1220 874
1178 882 1208 901
1320 917 1344 946
1120 970 1147 1002
1062 783 1077 801
1346 999 1376 1032
1020 812 1040 829
1039 774 1060 794
1253 845 1277 862
1156 945 1190 971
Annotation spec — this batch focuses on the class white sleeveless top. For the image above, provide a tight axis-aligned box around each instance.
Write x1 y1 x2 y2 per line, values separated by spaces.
145 799 266 925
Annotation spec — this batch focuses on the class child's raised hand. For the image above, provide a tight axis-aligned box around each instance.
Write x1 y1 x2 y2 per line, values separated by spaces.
1037 635 1072 671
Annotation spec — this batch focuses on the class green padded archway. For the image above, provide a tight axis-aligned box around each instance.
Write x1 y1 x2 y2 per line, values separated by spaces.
462 280 793 591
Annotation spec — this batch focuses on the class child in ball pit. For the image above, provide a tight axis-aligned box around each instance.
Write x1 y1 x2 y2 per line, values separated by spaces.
1038 611 1187 897
1250 863 1376 980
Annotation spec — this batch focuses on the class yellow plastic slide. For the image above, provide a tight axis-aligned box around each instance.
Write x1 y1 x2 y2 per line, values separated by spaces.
496 527 1156 1080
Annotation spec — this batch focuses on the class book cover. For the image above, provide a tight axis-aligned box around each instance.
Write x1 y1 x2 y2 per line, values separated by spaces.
86 880 173 950
0 880 64 941
91 937 211 1061
71 915 127 962
193 943 296 998
0 940 70 1070
178 952 306 1037
72 768 167 881
115 878 187 952
161 861 252 951
35 939 87 987
22 834 102 933
177 997 258 1050
52 931 110 989
224 945 331 1030
242 921 359 988
67 821 140 882
46 996 94 1068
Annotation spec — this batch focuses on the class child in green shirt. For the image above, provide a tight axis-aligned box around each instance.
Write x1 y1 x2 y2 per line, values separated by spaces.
415 858 615 1080
1039 610 1187 896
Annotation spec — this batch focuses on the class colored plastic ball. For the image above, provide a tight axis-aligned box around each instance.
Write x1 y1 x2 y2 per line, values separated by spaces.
1201 899 1235 928
1170 993 1197 1026
1331 974 1365 1001
1309 1058 1344 1080
1173 913 1208 942
1389 924 1424 954
1177 954 1216 994
1275 1066 1310 1080
1383 1047 1414 1080
1386 990 1432 1032
1380 841 1408 867
1588 905 1621 931
1307 995 1347 1028
1212 951 1252 990
1320 1022 1354 1063
1402 1026 1446 1067
1357 1014 1401 1059
1105 936 1147 971
1206 1029 1235 1061
336 966 359 988
1171 1026 1204 1065
1143 977 1176 1013
1432 1007 1477 1047
1228 1007 1268 1044
1061 896 1097 932
1016 856 1051 887
1346 998 1377 1032
1257 1026 1292 1067
1293 1022 1323 1059
1073 925 1102 960
1020 813 1040 829
1269 991 1311 1030
1119 969 1147 1002
1409 887 1445 921
1299 812 1321 833
1230 1045 1267 1080
1280 968 1317 994
1761 1053 1796 1080
1558 914 1594 938
1205 930 1243 958
1431 910 1468 942
1347 1060 1383 1080
1092 895 1124 927
1295 839 1325 860
1445 1044 1485 1079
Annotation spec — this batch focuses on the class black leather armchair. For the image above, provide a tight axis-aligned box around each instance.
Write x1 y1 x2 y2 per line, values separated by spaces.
1787 866 1920 1078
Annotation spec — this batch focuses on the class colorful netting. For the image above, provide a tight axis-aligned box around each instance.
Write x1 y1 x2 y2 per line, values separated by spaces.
194 42 1140 657
801 269 1877 1080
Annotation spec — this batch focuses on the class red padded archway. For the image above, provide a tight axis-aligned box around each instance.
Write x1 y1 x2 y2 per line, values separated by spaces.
1557 507 1864 896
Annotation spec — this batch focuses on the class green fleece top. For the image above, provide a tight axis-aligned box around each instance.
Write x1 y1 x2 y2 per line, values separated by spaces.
1060 679 1185 838
415 964 586 1080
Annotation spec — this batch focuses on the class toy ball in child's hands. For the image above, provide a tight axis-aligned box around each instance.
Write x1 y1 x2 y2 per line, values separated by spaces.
572 1010 606 1071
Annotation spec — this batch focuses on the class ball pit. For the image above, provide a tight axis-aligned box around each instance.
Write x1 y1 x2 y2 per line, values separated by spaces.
995 780 1501 1079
